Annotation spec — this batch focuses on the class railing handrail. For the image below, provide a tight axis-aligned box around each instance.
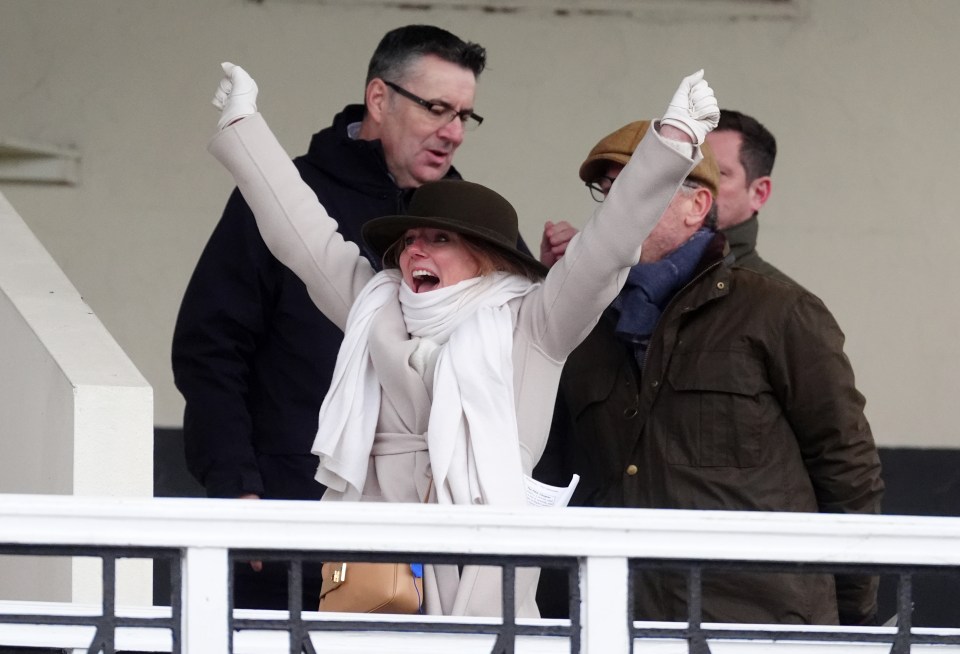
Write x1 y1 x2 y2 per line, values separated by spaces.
3 494 960 652
1 493 959 565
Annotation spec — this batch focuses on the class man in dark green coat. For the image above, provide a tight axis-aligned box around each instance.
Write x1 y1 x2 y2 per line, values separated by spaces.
706 109 795 284
537 120 884 626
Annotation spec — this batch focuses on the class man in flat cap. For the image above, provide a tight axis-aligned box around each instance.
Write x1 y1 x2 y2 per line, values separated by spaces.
535 120 884 626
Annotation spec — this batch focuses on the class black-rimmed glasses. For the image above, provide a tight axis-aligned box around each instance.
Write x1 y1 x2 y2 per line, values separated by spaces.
586 175 617 202
383 80 483 131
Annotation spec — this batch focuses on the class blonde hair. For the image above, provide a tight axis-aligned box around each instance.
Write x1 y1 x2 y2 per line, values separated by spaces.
381 234 541 282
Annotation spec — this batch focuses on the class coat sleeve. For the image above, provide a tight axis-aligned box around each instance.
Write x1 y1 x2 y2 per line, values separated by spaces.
525 127 697 359
172 189 279 498
207 113 375 330
767 291 885 625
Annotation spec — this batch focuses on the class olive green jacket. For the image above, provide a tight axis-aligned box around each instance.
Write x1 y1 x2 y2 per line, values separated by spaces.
721 213 797 285
556 234 884 625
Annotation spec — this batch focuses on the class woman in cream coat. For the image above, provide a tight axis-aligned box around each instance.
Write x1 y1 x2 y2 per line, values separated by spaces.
207 63 717 618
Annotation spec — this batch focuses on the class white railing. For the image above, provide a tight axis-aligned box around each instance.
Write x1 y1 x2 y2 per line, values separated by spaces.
2 494 960 653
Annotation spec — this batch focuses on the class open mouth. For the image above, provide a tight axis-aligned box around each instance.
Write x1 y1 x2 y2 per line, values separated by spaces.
412 269 440 293
427 148 450 165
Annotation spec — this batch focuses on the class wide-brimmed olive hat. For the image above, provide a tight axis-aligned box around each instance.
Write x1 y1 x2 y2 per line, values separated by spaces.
362 179 548 279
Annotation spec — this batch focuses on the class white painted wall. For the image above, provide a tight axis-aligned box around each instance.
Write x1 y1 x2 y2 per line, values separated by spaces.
0 0 957 447
0 192 153 604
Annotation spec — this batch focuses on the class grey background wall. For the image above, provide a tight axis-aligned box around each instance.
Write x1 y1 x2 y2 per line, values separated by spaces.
4 0 960 627
1 0 958 447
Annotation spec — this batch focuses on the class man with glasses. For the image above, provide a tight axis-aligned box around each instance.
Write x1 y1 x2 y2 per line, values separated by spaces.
172 24 502 610
536 120 883 626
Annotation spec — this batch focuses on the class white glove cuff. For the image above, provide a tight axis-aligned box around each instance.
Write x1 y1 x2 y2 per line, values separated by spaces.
217 103 257 131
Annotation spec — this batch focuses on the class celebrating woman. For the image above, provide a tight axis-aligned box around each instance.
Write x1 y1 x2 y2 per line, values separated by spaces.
207 62 718 617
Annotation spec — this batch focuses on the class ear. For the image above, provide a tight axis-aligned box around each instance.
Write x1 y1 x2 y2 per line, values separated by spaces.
682 187 713 228
748 176 772 213
364 78 389 125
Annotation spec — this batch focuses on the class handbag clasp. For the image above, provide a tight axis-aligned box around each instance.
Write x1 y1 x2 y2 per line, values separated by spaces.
332 562 348 583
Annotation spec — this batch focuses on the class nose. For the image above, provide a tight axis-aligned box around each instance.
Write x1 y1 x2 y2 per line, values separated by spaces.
404 235 427 256
436 115 465 144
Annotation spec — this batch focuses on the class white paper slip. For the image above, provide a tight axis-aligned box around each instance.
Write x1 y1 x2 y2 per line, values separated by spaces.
523 474 580 507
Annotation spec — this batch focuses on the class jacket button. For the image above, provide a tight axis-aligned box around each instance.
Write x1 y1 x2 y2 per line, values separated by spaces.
717 281 726 290
651 380 659 388
623 407 638 419
626 464 638 476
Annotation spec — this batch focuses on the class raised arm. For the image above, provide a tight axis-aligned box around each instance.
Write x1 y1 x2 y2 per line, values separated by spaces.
205 63 374 329
528 71 719 358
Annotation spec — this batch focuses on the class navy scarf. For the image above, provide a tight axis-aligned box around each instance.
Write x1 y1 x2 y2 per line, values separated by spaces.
612 228 713 367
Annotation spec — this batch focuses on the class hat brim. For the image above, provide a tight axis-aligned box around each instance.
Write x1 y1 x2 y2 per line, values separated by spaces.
579 152 631 184
362 214 548 279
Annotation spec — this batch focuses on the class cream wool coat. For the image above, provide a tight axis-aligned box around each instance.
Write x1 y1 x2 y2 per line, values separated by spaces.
208 113 698 618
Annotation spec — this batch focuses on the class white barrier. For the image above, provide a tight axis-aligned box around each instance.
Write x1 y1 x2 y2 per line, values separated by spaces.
1 494 960 653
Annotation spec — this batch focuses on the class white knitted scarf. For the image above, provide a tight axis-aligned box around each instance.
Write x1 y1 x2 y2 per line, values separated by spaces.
311 269 536 506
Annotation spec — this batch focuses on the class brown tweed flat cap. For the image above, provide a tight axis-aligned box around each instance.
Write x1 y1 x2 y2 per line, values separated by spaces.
579 120 719 197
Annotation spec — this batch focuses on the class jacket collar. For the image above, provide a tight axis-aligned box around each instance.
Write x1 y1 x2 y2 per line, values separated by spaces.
719 213 760 263
678 231 734 313
603 231 732 332
635 231 733 388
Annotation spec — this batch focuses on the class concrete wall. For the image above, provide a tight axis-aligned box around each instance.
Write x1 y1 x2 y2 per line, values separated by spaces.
0 0 957 448
0 191 153 604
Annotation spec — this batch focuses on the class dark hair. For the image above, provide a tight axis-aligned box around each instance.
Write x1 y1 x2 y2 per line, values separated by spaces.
716 109 777 183
366 25 487 86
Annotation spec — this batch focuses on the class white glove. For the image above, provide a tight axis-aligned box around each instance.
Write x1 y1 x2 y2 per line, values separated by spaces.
212 62 258 130
660 69 719 145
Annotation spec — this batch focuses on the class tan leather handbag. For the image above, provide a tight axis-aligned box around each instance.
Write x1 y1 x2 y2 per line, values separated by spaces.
318 560 424 613
318 480 430 614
